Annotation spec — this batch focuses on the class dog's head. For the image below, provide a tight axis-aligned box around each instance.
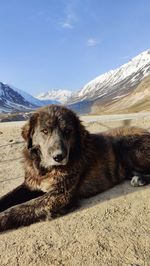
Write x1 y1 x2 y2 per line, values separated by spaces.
22 105 87 169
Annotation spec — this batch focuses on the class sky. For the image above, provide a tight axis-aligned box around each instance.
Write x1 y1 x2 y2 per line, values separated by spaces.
0 0 150 96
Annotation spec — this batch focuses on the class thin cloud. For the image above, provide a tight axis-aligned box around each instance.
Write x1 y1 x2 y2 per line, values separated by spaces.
60 1 77 30
87 38 101 47
61 22 73 29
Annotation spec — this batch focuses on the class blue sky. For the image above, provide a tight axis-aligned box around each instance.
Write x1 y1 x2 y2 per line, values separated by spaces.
0 0 150 96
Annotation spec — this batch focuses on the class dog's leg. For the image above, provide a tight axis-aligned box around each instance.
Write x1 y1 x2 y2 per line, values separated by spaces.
0 175 79 232
0 191 75 232
0 183 44 212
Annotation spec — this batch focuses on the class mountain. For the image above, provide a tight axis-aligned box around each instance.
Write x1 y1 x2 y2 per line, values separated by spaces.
9 85 48 107
37 89 72 104
69 49 150 114
91 74 150 114
0 83 57 113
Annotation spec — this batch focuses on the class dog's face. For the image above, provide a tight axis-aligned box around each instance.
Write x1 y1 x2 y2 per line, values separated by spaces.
22 105 85 169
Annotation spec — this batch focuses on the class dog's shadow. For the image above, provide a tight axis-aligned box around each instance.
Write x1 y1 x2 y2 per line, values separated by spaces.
77 181 150 213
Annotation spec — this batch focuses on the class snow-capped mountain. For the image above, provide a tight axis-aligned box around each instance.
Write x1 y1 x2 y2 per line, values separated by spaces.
0 83 57 113
69 49 150 113
37 89 72 104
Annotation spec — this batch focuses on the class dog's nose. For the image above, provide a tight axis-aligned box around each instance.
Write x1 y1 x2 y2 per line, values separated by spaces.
53 153 65 162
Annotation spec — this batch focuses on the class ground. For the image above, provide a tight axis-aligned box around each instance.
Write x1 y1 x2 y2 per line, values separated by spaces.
0 113 150 266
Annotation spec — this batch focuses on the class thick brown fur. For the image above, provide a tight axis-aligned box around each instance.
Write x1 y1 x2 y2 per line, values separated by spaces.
0 105 150 232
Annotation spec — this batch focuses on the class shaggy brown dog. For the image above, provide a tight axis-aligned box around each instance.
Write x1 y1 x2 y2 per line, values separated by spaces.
0 105 150 231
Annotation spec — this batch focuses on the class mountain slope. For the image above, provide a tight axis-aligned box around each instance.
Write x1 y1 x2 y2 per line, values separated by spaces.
0 82 36 113
69 49 150 114
8 85 48 107
0 83 57 113
91 75 150 114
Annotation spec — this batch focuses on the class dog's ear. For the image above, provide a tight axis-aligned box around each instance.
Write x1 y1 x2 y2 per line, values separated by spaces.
22 113 39 149
73 114 88 146
22 123 30 141
79 121 88 145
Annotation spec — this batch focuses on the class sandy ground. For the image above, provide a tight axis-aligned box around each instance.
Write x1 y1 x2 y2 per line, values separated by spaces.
0 114 150 266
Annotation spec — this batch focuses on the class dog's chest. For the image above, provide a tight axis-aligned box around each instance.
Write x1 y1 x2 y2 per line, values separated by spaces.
25 167 66 193
37 177 56 192
25 176 54 192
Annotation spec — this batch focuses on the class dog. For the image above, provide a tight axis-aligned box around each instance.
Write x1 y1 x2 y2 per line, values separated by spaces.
0 105 150 232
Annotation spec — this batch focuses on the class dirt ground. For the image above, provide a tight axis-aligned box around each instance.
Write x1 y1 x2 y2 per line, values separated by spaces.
0 114 150 266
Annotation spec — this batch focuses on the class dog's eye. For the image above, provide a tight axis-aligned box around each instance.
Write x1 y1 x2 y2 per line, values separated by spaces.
41 129 48 135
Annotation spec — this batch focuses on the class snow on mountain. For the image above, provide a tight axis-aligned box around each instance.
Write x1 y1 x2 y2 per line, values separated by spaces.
69 49 150 106
37 89 72 104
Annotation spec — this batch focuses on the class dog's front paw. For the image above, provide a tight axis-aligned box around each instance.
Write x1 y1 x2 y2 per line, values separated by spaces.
0 207 23 232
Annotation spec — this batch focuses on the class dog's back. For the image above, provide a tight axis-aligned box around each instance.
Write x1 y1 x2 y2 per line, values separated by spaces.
78 127 150 198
